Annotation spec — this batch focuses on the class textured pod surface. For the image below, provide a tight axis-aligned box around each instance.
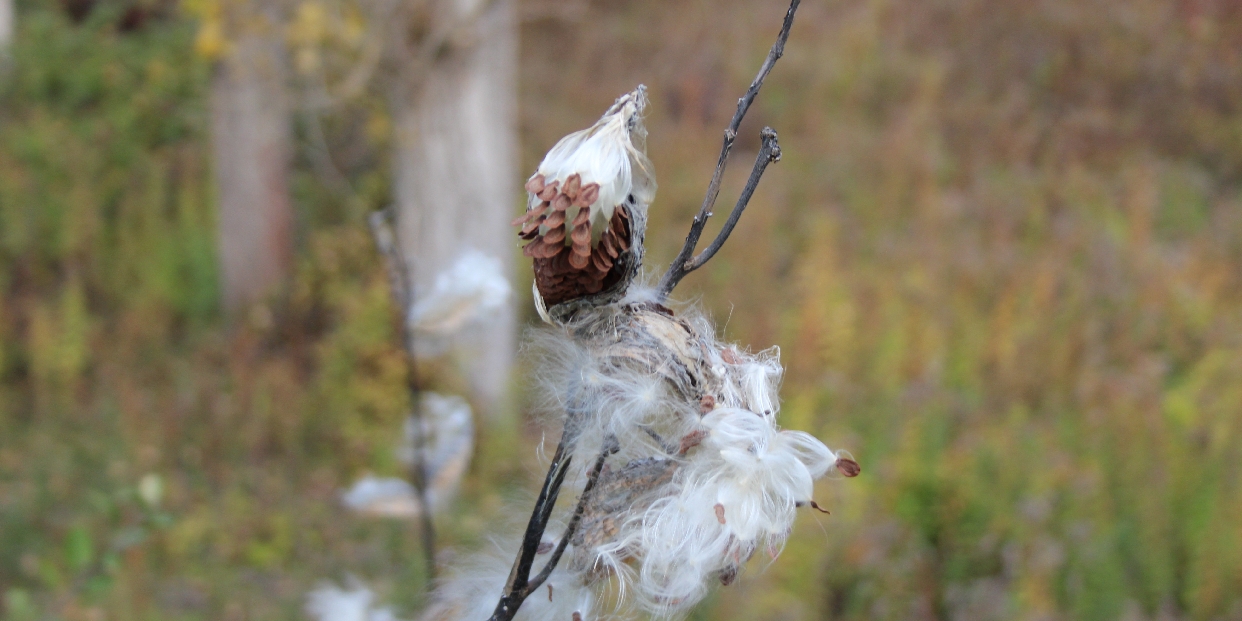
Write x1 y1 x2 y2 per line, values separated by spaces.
514 181 635 307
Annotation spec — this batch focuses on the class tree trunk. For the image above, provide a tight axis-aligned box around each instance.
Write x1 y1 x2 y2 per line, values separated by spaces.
393 0 517 415
211 33 294 314
0 0 13 52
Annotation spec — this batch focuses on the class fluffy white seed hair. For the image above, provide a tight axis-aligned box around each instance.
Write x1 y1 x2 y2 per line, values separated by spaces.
533 85 657 236
340 475 421 518
409 249 511 336
306 579 405 621
398 392 474 510
522 324 699 465
343 393 474 519
417 540 598 621
593 407 840 617
457 301 852 619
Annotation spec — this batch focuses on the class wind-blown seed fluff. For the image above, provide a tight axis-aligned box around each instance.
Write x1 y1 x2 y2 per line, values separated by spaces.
533 89 656 239
515 303 857 618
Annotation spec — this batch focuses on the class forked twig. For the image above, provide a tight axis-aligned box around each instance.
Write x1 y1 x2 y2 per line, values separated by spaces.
489 435 618 621
368 208 437 582
656 0 800 301
525 435 619 596
486 2 803 618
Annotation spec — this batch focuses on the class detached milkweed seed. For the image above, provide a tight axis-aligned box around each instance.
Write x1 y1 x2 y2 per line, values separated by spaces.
700 394 716 413
526 173 546 195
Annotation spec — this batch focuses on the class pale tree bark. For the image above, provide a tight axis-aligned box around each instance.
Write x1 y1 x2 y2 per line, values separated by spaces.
0 0 13 53
211 30 294 314
392 0 517 415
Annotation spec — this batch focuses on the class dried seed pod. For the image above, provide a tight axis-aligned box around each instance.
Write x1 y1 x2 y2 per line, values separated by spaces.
524 202 633 306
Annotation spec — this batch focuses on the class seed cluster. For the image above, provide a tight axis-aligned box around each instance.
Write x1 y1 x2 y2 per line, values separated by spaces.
513 173 632 306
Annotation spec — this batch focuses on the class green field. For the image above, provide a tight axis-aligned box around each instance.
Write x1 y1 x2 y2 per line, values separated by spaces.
3 0 1242 619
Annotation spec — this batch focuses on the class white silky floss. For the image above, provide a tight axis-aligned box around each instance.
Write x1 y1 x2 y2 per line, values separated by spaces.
533 86 657 236
416 544 597 621
340 476 421 519
568 326 848 618
408 250 510 336
342 393 474 519
305 579 405 621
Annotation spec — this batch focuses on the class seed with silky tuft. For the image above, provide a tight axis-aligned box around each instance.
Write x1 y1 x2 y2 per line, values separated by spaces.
835 457 861 478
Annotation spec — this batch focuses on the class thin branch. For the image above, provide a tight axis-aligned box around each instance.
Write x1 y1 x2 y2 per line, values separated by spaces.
488 436 617 621
682 128 781 273
490 436 570 621
524 435 620 597
656 0 800 301
367 209 437 582
485 2 803 618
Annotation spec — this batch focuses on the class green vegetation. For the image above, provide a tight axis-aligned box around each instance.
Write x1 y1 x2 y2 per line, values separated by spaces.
3 0 1242 619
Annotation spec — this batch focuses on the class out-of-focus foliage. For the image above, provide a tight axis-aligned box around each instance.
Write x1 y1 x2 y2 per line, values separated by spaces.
0 2 446 619
526 0 1242 619
4 0 1242 619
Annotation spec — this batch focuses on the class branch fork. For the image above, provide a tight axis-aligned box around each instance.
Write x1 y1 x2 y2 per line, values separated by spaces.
656 0 800 301
489 0 802 617
489 435 619 621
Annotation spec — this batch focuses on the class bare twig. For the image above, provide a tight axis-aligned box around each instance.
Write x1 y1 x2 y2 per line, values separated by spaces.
525 435 620 596
486 2 803 617
488 435 618 621
368 208 437 582
656 0 800 301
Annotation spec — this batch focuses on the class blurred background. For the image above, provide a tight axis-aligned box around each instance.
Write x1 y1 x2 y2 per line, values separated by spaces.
3 0 1242 619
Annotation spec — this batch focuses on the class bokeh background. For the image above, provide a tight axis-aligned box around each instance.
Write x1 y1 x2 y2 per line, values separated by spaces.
4 0 1242 619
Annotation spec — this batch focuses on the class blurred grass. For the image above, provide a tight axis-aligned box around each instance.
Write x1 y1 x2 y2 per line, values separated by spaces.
4 0 1242 619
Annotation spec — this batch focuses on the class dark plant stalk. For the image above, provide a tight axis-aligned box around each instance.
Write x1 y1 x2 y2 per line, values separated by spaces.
656 0 800 300
368 208 437 582
488 1 803 618
487 434 617 621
